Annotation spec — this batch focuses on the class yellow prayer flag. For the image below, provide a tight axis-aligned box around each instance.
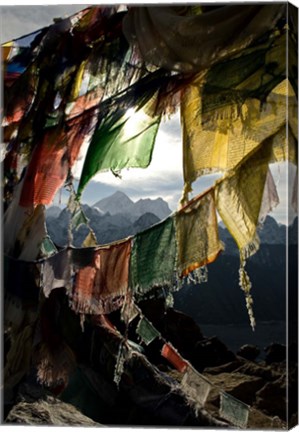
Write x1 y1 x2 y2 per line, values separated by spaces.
181 78 297 194
175 189 223 277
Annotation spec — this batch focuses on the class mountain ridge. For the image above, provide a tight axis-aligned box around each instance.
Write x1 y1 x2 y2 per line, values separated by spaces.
92 191 172 221
46 191 297 249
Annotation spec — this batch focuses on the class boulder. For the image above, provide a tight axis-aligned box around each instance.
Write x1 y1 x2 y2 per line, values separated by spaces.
234 361 279 382
247 408 285 429
254 375 287 420
192 337 236 372
264 343 286 364
204 372 264 406
5 395 103 426
204 359 244 375
237 344 260 362
255 366 298 422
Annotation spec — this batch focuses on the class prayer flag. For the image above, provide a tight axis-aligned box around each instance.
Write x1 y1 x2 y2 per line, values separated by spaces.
215 142 272 259
181 77 296 194
40 236 58 258
136 317 160 345
121 298 139 324
71 239 131 315
77 102 161 196
161 343 187 373
42 249 72 298
181 365 211 407
129 217 176 296
175 190 223 277
220 392 249 428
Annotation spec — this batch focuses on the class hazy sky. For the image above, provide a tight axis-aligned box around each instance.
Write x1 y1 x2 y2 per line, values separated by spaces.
1 4 297 224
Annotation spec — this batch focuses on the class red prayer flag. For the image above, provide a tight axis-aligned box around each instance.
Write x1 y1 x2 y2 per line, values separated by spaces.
161 343 188 373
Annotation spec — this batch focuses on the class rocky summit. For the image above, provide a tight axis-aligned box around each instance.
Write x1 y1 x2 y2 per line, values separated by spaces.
93 190 172 220
46 191 171 246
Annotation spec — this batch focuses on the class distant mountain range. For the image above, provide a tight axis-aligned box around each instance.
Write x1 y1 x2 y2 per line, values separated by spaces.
93 191 171 221
46 191 171 247
176 217 298 326
46 190 297 248
46 191 298 326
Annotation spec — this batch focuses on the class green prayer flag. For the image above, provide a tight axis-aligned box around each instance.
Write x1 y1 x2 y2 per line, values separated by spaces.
136 317 160 345
129 217 176 296
220 392 249 428
77 105 161 196
40 236 57 257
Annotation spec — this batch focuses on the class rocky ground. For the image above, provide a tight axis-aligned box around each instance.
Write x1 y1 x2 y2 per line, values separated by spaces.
3 305 298 428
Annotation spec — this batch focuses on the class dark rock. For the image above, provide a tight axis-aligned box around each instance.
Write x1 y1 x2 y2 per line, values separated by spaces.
264 343 286 364
205 372 264 406
137 302 204 363
234 361 279 382
192 336 236 372
5 395 103 426
255 375 287 420
204 359 244 375
237 344 260 361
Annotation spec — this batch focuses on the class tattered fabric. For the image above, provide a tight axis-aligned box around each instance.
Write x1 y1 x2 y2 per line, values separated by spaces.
136 317 160 346
214 138 287 329
19 110 97 207
201 30 297 119
181 78 297 196
42 249 73 298
122 5 284 73
77 100 161 197
181 365 211 407
4 180 49 261
71 239 131 315
129 217 176 296
121 296 140 324
258 169 280 223
215 137 288 260
175 189 223 277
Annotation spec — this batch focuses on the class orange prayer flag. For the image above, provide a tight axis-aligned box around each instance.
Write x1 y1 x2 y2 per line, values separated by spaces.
161 343 188 373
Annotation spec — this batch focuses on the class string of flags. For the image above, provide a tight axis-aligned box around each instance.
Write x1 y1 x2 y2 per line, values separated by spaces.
113 298 251 428
2 4 297 331
2 6 297 425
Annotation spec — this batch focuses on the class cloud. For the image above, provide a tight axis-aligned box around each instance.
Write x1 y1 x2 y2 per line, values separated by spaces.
79 112 185 210
1 5 90 42
4 5 297 225
269 162 297 225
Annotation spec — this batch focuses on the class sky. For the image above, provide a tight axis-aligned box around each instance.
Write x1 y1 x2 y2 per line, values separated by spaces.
1 3 297 225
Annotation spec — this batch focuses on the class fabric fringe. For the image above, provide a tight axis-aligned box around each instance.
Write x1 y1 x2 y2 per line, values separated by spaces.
120 291 139 325
113 341 128 387
239 258 255 331
186 266 208 285
70 294 125 316
134 280 175 299
179 181 192 208
165 291 174 308
240 234 260 261
34 341 76 387
174 266 208 290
